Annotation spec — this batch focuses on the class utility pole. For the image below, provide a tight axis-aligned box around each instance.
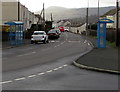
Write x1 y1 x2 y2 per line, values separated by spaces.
86 0 89 36
18 0 20 21
51 13 53 22
43 3 45 22
98 0 99 22
116 0 119 46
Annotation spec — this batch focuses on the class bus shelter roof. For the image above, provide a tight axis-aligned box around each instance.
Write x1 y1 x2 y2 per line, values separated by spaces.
5 21 24 25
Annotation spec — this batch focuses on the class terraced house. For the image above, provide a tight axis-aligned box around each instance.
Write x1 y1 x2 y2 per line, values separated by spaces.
101 8 120 29
1 1 39 30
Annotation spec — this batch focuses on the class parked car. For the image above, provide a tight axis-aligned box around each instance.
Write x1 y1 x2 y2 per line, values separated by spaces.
59 26 64 32
55 29 61 35
31 31 48 44
47 29 60 39
65 28 69 32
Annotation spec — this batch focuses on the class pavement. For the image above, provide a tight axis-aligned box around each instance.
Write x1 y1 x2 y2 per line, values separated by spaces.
2 39 31 49
73 34 119 74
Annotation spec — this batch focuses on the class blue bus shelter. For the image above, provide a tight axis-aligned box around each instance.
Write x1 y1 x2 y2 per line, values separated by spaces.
5 21 24 46
97 19 114 48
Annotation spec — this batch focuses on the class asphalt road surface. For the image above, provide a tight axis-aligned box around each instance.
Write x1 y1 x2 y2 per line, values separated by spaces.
2 32 118 90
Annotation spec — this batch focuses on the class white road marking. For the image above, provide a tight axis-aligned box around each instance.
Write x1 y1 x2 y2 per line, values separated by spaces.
28 75 36 78
58 66 63 69
31 51 36 54
84 40 87 43
2 64 68 85
88 43 90 46
53 68 59 71
50 41 55 43
0 81 13 84
38 72 45 75
68 41 81 43
17 52 36 57
14 77 26 81
46 70 53 73
63 64 68 67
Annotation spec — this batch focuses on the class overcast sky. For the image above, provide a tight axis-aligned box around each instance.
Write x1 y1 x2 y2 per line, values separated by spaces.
2 0 120 12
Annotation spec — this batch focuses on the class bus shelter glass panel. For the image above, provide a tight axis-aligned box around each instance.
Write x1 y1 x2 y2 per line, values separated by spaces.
5 21 24 46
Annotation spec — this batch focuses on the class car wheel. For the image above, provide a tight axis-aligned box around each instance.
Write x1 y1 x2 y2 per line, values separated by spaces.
35 42 38 44
47 39 49 43
31 41 34 44
43 39 47 44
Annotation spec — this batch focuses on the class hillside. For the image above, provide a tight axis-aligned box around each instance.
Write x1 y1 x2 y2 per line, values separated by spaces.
35 6 115 21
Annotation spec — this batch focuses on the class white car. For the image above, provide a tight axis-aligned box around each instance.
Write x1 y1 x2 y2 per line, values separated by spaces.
31 31 49 44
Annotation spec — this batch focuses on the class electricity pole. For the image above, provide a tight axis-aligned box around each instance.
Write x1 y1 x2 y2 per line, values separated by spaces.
116 0 119 46
18 0 20 21
86 0 89 36
43 3 45 22
98 0 99 22
51 13 53 22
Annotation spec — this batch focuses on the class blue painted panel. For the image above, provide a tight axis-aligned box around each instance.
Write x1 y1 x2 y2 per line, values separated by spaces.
4 21 24 46
97 19 114 48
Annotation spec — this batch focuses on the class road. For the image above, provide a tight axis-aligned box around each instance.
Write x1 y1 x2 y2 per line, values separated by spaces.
2 32 118 90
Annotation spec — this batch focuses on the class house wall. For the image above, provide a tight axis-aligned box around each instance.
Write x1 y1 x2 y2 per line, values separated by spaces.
106 11 120 29
113 11 120 28
2 2 18 24
106 16 114 28
1 1 38 30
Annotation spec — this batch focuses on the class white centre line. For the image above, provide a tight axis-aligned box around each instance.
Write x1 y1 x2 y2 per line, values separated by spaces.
58 66 63 69
63 64 68 67
38 72 45 75
53 68 59 71
0 81 13 84
88 43 90 46
28 75 36 78
46 70 53 73
2 64 69 85
18 52 36 57
14 77 26 81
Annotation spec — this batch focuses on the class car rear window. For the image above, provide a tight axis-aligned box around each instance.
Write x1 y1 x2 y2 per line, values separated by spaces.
48 30 56 33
